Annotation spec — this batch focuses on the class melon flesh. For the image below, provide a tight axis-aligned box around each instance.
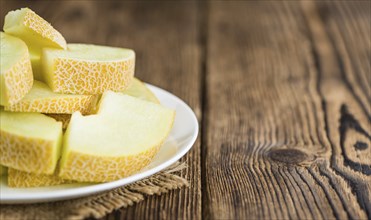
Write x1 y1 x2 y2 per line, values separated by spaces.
42 44 135 95
45 114 71 130
30 54 42 80
0 32 33 106
124 78 159 104
44 78 158 129
0 109 63 174
7 80 161 187
3 8 67 81
5 80 98 114
59 91 175 182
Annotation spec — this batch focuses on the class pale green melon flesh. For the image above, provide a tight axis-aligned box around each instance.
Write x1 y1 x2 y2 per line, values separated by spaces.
43 44 135 61
3 8 66 54
0 32 28 73
4 8 66 81
0 109 63 174
124 78 160 104
64 92 174 157
1 110 62 139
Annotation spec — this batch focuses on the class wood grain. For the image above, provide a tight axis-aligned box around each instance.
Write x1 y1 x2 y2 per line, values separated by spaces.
1 1 202 220
204 1 370 219
1 1 370 219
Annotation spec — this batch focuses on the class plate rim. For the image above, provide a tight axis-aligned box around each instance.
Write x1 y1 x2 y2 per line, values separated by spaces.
0 83 199 204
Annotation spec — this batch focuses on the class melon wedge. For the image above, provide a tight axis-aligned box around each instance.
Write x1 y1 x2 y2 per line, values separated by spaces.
59 91 175 182
44 78 158 129
124 78 159 104
7 80 160 187
5 80 98 114
0 32 33 106
42 44 135 95
0 109 63 174
3 8 67 52
8 168 72 187
3 8 67 81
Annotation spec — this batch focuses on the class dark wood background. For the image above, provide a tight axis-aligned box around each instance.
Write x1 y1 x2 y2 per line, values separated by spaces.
1 1 370 219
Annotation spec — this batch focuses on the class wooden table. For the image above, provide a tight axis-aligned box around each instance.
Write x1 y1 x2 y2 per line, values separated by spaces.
1 1 370 219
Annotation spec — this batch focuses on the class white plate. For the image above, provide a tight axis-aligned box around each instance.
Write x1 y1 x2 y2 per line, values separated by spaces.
0 84 198 204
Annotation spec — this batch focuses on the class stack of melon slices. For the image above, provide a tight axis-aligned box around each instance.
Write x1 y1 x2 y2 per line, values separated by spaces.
0 8 175 187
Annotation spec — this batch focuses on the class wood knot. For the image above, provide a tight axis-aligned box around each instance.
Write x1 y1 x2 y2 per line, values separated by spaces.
268 149 309 165
354 141 368 151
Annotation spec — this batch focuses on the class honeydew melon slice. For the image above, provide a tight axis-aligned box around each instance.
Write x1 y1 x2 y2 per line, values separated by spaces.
8 167 72 188
7 80 161 187
44 78 158 129
124 78 159 104
0 32 33 106
3 8 67 81
0 109 63 174
42 44 135 95
5 80 98 114
59 91 175 182
3 8 67 52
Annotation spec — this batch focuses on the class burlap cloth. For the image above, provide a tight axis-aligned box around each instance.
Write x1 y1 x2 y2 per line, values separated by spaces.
0 162 188 220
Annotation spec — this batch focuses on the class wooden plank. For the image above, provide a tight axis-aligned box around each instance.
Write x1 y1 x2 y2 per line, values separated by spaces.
204 1 370 219
95 2 202 219
1 1 202 220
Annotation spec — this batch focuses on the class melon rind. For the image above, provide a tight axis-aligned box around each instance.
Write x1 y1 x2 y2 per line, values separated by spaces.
8 167 73 187
3 8 67 52
3 8 67 81
0 32 33 106
42 44 135 95
59 92 175 182
5 80 98 114
0 110 63 174
45 114 71 130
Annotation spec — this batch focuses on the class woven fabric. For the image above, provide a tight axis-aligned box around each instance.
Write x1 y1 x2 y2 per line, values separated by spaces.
0 162 188 220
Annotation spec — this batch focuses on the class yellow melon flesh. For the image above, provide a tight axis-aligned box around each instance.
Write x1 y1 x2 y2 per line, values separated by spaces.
8 168 72 188
6 79 161 187
0 109 63 174
5 80 98 114
59 91 175 182
45 114 71 130
42 44 135 95
0 32 33 106
44 78 158 129
124 78 159 104
30 54 42 80
3 8 67 81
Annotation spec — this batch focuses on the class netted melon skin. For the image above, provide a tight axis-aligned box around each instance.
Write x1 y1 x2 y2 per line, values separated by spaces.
48 58 135 95
5 92 98 114
8 168 73 188
1 52 33 106
4 8 67 51
59 143 162 183
0 130 61 175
